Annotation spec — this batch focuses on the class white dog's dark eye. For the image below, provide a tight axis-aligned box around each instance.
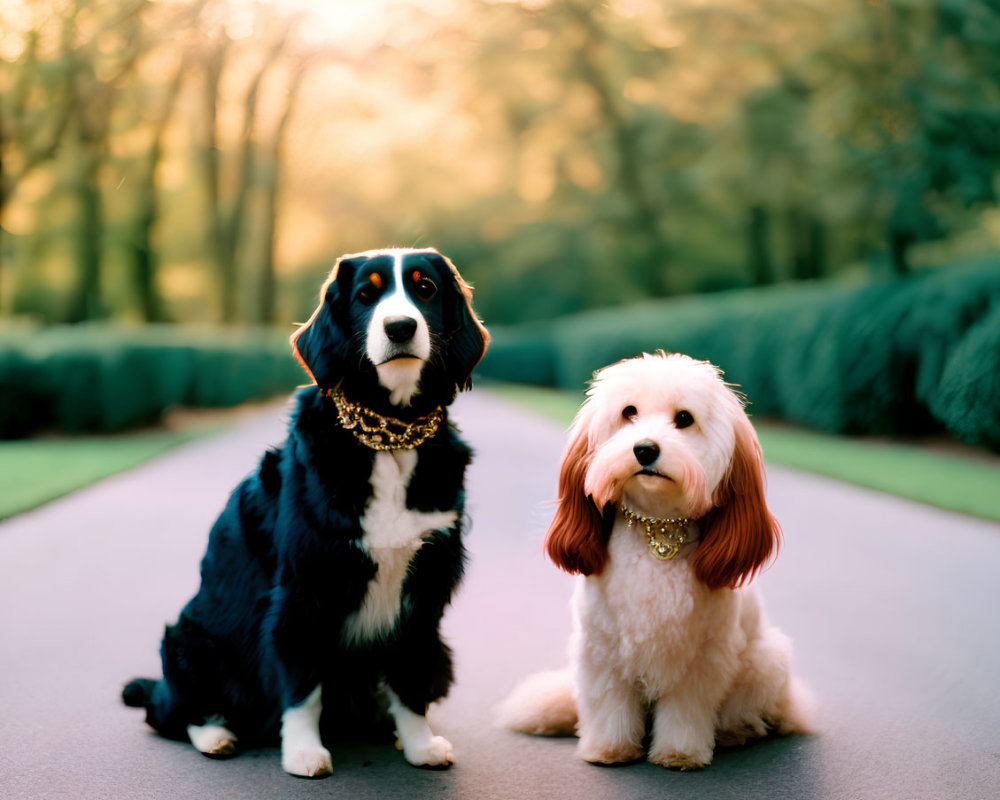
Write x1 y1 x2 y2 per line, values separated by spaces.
622 405 638 421
674 410 694 429
410 269 437 300
357 272 384 305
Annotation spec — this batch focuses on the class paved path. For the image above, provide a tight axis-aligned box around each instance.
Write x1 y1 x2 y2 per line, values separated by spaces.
1 391 998 800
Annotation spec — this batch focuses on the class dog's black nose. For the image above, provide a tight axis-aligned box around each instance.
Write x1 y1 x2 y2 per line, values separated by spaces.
384 315 418 343
633 440 660 467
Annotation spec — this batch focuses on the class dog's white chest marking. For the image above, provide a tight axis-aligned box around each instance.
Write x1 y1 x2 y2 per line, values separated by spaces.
343 450 457 643
578 521 738 696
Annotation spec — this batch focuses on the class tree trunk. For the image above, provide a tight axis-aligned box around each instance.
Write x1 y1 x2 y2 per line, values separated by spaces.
66 147 104 322
807 215 827 280
747 204 775 285
200 39 229 322
200 32 288 324
888 227 913 275
128 60 186 323
256 57 313 326
568 6 670 295
129 196 163 323
788 207 827 281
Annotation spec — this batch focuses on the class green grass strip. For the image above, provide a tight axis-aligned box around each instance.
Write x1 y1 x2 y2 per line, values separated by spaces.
486 382 1000 522
4 385 997 523
0 428 216 520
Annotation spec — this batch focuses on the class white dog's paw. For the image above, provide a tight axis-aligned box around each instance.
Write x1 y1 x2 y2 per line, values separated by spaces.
402 735 454 768
577 738 644 765
282 745 333 778
647 747 711 771
188 722 238 758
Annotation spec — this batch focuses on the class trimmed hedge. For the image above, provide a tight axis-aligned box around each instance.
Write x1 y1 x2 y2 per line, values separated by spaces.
928 304 1000 448
0 325 305 438
476 259 1000 449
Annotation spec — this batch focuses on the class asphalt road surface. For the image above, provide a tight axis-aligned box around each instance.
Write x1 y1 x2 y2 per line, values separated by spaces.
1 390 998 800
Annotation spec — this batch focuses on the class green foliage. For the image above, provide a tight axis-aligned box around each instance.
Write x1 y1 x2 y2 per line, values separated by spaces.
0 326 304 438
475 324 558 390
476 259 1000 448
927 304 1000 447
4 0 1000 328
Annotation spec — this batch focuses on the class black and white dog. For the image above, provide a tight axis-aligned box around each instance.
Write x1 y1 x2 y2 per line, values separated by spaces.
123 248 489 778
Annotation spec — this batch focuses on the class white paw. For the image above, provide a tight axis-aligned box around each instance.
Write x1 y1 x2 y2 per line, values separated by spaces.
648 749 710 770
648 743 713 771
282 745 333 778
577 738 644 764
188 723 238 758
403 735 454 767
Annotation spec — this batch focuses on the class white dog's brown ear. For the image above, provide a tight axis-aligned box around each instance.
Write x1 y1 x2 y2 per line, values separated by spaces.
692 413 781 590
545 423 608 576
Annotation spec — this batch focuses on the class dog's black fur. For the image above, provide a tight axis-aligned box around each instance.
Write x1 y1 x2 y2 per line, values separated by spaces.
123 249 488 750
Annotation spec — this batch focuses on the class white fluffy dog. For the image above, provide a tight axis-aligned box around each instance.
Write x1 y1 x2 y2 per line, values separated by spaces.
499 352 813 769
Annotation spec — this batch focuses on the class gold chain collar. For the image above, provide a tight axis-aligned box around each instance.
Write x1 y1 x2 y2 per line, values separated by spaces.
621 504 693 561
324 389 443 451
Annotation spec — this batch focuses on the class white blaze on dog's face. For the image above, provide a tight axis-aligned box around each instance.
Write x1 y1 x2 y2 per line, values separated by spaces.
364 251 436 406
291 247 489 409
581 353 742 520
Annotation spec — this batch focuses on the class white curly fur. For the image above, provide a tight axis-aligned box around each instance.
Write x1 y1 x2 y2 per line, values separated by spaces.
498 352 815 769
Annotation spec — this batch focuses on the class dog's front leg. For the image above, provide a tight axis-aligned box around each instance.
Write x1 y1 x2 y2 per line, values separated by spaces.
382 617 456 767
280 685 332 778
379 527 463 768
385 687 454 768
648 690 717 770
271 582 333 778
575 672 646 764
648 629 740 769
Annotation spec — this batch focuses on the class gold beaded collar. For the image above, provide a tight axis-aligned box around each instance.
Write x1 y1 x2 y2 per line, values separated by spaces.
324 389 443 451
621 504 693 561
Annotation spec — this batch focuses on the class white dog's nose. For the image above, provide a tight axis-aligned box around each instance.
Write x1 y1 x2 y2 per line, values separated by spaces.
633 440 660 467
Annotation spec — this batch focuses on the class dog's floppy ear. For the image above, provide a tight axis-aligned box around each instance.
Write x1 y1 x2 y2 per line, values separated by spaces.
431 251 489 391
290 256 359 388
545 416 610 576
692 411 781 590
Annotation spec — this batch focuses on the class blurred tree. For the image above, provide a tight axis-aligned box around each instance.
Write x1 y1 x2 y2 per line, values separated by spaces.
64 1 146 323
746 205 775 285
196 12 296 323
196 28 232 322
0 29 72 208
125 51 186 323
562 1 672 295
735 76 826 284
254 50 321 326
121 0 209 323
821 0 1000 274
1 0 998 327
0 17 75 314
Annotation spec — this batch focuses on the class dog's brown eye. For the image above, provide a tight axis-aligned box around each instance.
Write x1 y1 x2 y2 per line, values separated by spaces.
357 273 383 304
675 410 694 429
410 269 437 300
622 405 638 421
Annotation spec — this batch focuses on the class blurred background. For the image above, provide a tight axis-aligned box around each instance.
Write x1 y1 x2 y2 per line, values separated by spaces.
1 0 998 452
